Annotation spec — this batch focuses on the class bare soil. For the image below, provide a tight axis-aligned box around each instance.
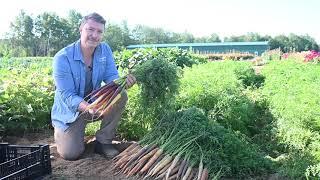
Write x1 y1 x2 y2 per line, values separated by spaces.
2 130 141 180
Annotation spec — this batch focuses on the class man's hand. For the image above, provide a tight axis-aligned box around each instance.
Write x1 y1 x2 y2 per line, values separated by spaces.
126 74 136 89
78 101 101 116
88 107 102 117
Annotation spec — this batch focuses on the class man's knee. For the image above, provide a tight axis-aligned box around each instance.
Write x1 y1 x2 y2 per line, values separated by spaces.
120 91 128 106
114 91 128 109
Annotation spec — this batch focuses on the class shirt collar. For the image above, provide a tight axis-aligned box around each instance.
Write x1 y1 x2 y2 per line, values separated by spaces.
73 39 101 62
73 39 82 61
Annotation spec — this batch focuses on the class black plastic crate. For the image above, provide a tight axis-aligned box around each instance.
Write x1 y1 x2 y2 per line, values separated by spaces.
0 143 51 180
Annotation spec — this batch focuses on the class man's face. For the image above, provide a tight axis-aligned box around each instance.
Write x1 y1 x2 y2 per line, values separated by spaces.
80 19 104 49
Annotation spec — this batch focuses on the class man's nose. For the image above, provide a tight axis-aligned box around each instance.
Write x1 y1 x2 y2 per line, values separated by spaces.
91 31 99 38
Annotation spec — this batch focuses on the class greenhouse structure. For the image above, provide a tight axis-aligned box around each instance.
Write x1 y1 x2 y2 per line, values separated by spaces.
127 41 270 55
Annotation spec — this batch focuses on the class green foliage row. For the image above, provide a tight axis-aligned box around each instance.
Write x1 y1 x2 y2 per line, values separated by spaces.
0 57 53 135
176 61 264 136
260 59 320 178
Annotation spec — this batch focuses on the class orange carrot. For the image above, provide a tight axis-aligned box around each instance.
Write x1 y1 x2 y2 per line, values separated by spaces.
123 145 158 175
156 159 172 177
113 145 141 169
126 153 151 177
122 145 149 170
113 143 138 161
165 153 181 180
154 161 172 180
138 147 159 163
151 155 173 177
136 144 157 162
140 148 163 174
143 153 165 178
98 93 122 118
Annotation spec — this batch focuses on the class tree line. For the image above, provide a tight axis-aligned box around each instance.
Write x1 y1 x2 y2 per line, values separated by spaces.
0 10 319 57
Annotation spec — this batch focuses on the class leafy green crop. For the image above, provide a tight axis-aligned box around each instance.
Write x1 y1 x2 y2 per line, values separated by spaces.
261 59 320 178
133 57 181 108
0 57 53 135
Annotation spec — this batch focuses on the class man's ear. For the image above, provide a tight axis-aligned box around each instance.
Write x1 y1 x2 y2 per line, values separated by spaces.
79 24 84 34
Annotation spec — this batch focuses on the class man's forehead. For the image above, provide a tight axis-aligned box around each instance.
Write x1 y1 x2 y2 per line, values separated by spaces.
85 19 104 27
84 20 104 29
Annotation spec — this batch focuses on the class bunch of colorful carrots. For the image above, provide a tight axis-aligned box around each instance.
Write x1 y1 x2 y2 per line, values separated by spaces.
111 141 209 180
110 107 219 179
82 76 127 118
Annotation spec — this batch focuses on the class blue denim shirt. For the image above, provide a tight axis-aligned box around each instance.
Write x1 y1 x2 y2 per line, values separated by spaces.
51 40 119 131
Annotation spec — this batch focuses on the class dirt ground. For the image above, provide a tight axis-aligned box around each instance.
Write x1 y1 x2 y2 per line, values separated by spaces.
2 130 141 180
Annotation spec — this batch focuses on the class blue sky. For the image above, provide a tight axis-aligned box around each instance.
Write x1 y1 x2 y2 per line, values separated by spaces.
0 0 319 43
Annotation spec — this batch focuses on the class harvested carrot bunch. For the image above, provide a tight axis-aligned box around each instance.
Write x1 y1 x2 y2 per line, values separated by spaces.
111 107 272 179
111 108 212 179
82 76 127 118
111 141 210 180
82 57 180 120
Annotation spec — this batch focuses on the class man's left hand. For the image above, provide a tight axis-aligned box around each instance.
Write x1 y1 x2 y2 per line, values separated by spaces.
126 74 136 89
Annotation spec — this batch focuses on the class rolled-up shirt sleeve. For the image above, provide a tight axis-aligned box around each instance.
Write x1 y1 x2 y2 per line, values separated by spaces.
53 55 83 112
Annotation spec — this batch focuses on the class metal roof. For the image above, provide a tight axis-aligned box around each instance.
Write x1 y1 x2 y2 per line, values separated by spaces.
127 41 269 49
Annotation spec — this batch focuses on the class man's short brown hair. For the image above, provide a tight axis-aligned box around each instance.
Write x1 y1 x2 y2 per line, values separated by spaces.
80 12 106 28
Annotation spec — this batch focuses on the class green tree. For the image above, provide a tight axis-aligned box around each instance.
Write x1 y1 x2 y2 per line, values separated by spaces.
208 33 222 42
0 39 12 57
302 35 319 51
8 10 35 56
34 12 72 56
224 35 245 42
268 35 290 52
179 31 195 43
194 33 222 43
269 34 319 52
131 25 171 44
66 10 83 42
104 21 135 51
224 33 270 42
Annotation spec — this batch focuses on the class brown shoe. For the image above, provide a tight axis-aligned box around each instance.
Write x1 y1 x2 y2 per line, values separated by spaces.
94 141 119 158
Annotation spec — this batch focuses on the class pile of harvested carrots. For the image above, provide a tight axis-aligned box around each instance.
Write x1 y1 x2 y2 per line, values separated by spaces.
112 142 209 180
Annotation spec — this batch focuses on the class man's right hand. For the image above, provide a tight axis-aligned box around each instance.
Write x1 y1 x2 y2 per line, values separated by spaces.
79 100 103 118
88 108 101 116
